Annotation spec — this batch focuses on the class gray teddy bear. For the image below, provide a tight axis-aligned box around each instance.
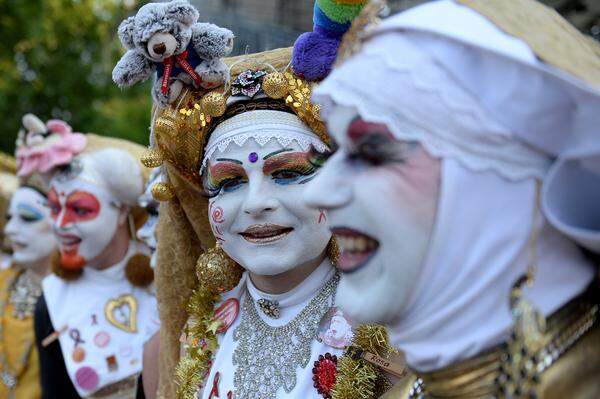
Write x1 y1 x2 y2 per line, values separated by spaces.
112 0 234 105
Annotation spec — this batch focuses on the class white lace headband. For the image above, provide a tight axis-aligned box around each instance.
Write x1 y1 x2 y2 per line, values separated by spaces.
200 110 329 173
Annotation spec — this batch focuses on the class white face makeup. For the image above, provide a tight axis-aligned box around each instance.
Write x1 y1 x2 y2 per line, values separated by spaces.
48 177 122 270
137 172 160 267
303 105 441 324
4 187 56 265
203 138 331 276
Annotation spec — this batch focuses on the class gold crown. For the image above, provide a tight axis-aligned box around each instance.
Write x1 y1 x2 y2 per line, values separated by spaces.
143 48 329 190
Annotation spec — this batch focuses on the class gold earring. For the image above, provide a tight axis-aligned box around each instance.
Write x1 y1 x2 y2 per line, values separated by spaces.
196 244 243 294
326 236 340 266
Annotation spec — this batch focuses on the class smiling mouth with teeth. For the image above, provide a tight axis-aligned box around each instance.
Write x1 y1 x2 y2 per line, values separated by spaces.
332 227 379 273
239 224 294 244
57 233 82 252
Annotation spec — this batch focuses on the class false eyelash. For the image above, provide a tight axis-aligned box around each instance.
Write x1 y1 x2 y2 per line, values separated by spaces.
308 146 335 168
349 134 412 166
203 177 246 198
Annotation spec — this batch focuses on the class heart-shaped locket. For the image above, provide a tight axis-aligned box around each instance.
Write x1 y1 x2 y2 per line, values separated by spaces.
104 294 138 334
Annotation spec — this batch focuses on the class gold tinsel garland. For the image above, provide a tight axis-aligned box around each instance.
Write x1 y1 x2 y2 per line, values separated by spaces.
332 324 395 399
175 285 221 399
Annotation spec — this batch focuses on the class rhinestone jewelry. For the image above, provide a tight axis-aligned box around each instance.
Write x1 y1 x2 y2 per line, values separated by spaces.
256 298 280 319
9 271 42 320
0 269 38 398
232 272 339 399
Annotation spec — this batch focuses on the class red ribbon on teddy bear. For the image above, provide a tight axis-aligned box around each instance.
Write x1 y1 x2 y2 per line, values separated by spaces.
161 49 202 94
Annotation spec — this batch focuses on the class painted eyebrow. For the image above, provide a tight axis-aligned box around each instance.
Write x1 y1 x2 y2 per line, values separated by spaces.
263 151 309 174
216 158 243 165
263 148 293 160
207 162 246 180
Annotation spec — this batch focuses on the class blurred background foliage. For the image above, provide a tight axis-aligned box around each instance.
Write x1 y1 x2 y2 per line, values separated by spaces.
0 0 598 155
0 0 150 154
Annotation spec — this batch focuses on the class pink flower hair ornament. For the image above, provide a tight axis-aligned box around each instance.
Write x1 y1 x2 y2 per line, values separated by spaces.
16 114 87 177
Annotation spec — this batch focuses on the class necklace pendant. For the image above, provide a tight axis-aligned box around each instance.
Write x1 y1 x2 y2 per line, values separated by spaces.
1 370 16 388
257 298 280 319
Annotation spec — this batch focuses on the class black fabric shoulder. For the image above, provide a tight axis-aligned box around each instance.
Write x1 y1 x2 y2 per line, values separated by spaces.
34 294 81 399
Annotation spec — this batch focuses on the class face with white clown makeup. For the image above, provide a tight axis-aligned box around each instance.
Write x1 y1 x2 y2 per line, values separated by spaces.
304 105 441 324
47 159 128 270
137 170 161 268
4 186 56 266
203 137 332 281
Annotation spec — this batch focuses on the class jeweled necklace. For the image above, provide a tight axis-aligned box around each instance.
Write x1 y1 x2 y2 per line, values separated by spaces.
0 269 38 399
9 270 42 320
232 272 339 399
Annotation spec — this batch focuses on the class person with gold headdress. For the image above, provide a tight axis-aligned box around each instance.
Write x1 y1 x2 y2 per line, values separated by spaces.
15 113 160 398
113 1 397 398
0 115 59 399
303 0 600 398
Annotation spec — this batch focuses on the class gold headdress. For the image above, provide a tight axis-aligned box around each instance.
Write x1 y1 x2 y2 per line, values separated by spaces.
144 47 328 188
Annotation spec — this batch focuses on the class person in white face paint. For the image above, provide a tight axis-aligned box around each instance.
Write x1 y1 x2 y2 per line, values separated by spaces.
140 2 395 394
304 0 600 397
15 113 160 399
0 168 56 398
0 162 18 270
137 168 162 270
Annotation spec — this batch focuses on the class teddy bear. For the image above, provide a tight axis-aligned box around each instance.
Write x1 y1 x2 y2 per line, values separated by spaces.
112 0 234 106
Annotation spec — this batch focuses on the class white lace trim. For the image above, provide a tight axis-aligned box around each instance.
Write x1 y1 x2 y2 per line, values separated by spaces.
314 36 551 182
201 110 328 173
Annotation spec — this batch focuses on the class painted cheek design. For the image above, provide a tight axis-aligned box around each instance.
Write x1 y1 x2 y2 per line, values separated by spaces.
318 209 327 224
209 201 226 242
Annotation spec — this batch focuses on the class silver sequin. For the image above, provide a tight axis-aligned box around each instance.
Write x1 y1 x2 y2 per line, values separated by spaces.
232 272 339 399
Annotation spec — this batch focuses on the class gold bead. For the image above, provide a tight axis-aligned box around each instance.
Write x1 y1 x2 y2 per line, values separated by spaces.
151 182 175 202
201 91 227 117
262 72 288 99
196 245 243 294
140 148 164 168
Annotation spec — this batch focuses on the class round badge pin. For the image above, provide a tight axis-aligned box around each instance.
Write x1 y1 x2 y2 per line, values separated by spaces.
212 298 239 334
75 366 99 391
94 331 110 348
72 347 86 363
